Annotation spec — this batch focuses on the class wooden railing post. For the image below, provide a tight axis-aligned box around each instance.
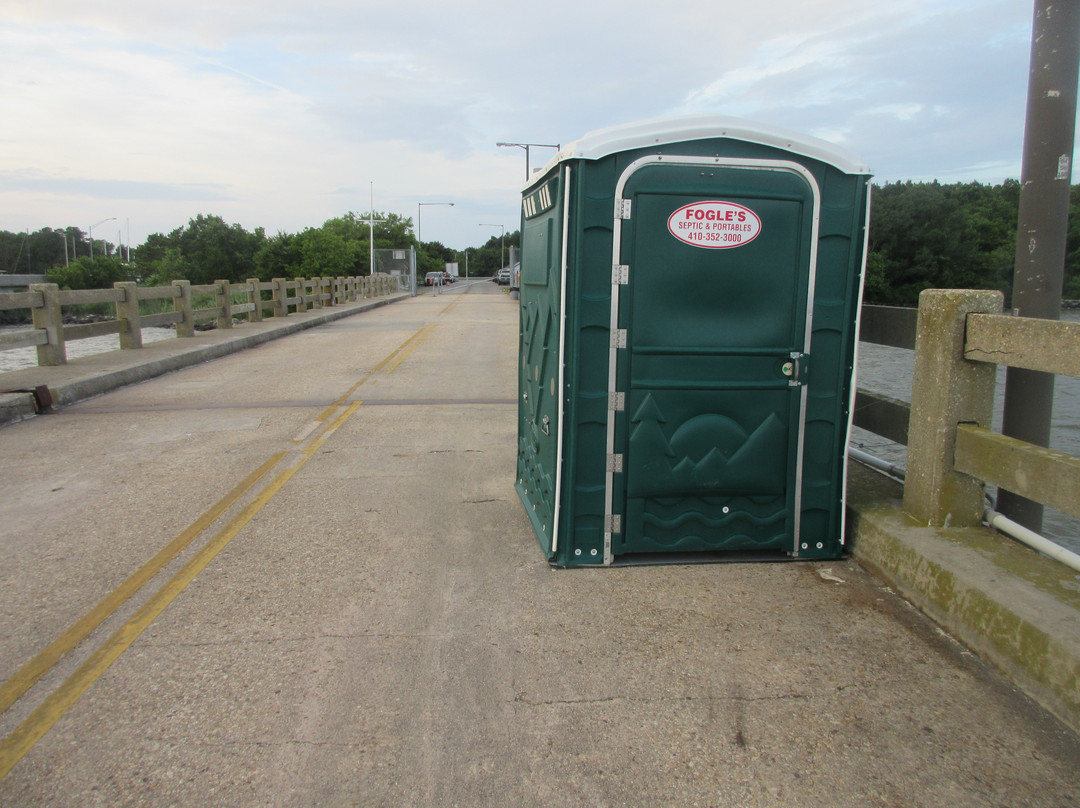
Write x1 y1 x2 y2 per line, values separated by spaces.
114 281 143 349
172 280 194 337
904 289 1003 526
247 278 262 322
29 282 65 366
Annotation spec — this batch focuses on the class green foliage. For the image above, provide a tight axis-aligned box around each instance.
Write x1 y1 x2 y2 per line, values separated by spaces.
177 214 263 285
46 256 133 289
0 226 105 274
866 180 1022 306
1065 184 1080 300
254 232 301 281
417 240 455 276
466 231 521 277
298 227 356 278
19 183 1080 308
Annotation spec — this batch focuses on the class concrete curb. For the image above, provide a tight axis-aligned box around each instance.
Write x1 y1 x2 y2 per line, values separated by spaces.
0 293 410 426
846 461 1080 735
0 392 37 424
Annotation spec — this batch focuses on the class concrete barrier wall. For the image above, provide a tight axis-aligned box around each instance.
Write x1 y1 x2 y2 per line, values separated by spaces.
0 274 398 368
851 290 1080 734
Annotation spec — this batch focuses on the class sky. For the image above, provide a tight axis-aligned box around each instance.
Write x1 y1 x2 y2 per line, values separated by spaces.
0 0 1056 253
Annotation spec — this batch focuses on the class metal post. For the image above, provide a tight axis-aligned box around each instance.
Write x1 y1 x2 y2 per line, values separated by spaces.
999 0 1080 530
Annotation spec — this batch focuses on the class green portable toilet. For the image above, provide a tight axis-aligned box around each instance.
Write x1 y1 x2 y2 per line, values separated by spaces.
516 116 871 566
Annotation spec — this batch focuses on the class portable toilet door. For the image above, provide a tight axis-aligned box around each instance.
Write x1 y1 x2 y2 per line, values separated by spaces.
613 156 822 560
516 116 871 566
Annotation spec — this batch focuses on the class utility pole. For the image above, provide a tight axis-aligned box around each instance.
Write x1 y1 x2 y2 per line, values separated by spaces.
998 0 1080 531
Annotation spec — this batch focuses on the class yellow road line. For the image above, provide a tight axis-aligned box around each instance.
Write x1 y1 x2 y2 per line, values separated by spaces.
0 404 361 781
383 323 437 374
306 324 435 429
0 451 287 717
0 313 441 777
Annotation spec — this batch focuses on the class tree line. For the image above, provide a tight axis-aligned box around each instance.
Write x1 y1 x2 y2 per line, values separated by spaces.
0 212 520 291
865 179 1080 305
3 181 1079 306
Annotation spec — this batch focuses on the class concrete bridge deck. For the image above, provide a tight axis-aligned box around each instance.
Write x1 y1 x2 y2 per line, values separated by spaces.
0 281 1077 806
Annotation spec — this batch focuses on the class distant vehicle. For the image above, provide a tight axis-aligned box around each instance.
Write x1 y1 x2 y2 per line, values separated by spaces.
442 271 455 284
496 268 511 285
424 271 444 286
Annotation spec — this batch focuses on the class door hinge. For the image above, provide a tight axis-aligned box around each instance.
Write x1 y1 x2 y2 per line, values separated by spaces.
615 199 632 219
606 453 624 473
612 264 630 285
611 329 627 349
609 391 625 412
605 514 622 534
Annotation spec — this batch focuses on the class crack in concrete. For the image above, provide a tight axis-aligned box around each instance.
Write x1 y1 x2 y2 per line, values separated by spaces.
514 692 814 707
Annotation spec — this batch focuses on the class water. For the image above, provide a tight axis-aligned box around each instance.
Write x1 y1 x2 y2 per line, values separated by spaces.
852 309 1080 555
0 326 177 371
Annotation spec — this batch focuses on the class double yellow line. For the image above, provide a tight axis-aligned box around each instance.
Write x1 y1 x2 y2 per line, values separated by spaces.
0 320 438 780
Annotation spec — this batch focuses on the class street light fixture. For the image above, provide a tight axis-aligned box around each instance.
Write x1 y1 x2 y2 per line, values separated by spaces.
88 217 116 261
417 202 455 249
496 142 560 180
479 223 505 275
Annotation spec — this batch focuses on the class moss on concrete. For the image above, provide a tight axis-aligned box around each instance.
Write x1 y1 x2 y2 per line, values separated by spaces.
847 460 1080 734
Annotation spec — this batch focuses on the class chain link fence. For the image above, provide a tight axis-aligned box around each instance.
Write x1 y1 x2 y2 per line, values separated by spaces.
373 248 416 295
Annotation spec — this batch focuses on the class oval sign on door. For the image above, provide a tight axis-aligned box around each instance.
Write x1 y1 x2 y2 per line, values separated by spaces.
667 201 762 249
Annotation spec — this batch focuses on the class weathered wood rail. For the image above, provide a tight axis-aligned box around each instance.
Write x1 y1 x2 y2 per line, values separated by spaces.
855 291 1080 533
0 275 397 367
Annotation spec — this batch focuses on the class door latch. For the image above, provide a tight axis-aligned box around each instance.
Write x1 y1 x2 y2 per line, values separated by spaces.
784 352 808 387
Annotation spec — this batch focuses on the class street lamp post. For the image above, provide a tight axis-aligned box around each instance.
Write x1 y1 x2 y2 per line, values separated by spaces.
417 202 455 292
368 182 388 276
496 142 560 180
88 217 116 261
479 223 505 275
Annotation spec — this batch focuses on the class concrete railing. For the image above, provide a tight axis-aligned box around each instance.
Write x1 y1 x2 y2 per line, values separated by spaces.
0 274 396 367
904 289 1080 528
855 291 1080 532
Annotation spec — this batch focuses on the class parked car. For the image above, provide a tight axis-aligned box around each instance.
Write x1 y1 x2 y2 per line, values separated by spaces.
496 268 511 285
442 272 455 284
424 271 443 286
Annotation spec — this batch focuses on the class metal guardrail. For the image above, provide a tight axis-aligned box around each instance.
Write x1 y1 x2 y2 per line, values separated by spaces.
0 275 396 367
853 305 916 446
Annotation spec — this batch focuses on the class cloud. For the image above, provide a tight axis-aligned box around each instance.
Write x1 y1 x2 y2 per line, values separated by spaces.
0 0 1056 249
0 171 233 202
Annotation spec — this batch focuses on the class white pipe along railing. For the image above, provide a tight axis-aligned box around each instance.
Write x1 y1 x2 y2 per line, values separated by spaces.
847 446 1080 575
